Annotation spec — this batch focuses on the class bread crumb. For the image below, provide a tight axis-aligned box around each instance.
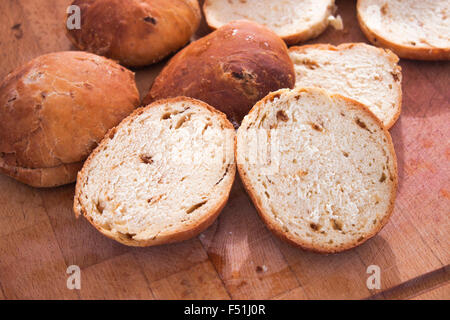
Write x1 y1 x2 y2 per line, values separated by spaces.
328 15 344 30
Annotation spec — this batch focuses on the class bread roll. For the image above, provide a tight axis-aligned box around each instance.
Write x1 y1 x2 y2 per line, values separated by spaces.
0 51 140 187
144 20 295 125
289 43 402 128
357 0 450 60
74 97 236 247
236 87 397 253
66 0 201 67
203 0 336 45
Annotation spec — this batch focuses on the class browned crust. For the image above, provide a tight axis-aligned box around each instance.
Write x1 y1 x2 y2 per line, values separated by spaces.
0 51 140 187
74 96 236 247
203 0 335 45
144 19 295 124
236 87 398 254
289 43 403 129
356 1 450 61
65 0 201 67
0 160 83 188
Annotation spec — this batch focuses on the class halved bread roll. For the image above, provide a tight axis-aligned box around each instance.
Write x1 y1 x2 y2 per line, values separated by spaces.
66 0 201 67
236 87 397 253
203 0 336 45
357 0 450 60
74 97 236 247
289 43 402 129
0 51 140 188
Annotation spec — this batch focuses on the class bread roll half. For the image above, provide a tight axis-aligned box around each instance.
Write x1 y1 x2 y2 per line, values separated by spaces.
236 87 397 253
290 43 402 129
203 0 336 45
0 51 140 187
66 0 201 67
74 97 236 246
357 0 450 60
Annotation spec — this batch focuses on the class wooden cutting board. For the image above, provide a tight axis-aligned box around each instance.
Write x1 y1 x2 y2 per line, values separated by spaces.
0 0 448 300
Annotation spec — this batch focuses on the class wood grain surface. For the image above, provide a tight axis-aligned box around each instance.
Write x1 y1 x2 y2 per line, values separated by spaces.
0 0 448 300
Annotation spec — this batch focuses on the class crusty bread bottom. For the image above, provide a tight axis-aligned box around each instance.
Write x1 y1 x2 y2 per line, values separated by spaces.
0 160 83 188
236 87 397 253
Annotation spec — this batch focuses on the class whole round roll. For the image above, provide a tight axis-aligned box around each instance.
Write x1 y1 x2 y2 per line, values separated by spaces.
144 20 296 124
65 0 201 67
0 51 140 187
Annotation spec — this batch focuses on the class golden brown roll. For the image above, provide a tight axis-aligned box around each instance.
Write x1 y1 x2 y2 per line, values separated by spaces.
0 51 140 187
65 0 201 67
144 20 296 124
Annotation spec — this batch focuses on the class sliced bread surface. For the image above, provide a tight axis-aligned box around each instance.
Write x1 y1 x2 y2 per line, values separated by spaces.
357 0 450 60
289 43 402 128
236 87 397 253
203 0 336 44
74 97 236 246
